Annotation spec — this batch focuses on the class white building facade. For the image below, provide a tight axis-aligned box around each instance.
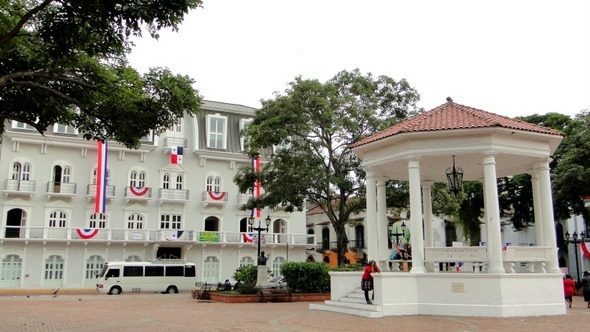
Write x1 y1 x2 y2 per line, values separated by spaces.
0 100 312 290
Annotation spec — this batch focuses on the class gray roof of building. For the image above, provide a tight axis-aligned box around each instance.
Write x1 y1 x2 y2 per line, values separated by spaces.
201 100 258 115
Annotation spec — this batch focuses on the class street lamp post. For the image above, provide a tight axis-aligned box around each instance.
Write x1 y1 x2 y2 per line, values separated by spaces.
564 231 585 282
248 215 271 265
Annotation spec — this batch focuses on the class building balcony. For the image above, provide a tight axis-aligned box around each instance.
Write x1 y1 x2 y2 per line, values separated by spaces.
86 184 116 201
237 193 252 204
0 225 316 248
158 188 189 204
124 186 152 203
164 137 188 148
47 182 77 200
202 191 229 207
3 179 36 197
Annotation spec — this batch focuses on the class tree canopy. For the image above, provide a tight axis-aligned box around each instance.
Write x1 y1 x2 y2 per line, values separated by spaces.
1 0 203 148
234 69 422 266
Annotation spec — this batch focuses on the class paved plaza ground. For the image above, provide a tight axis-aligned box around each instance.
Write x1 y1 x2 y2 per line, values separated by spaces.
0 291 588 331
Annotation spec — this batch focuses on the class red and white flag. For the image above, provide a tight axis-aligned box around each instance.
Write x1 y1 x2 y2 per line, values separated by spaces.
251 156 261 218
171 146 184 164
95 140 108 214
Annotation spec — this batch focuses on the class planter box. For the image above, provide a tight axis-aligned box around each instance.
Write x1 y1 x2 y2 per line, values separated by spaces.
207 292 330 303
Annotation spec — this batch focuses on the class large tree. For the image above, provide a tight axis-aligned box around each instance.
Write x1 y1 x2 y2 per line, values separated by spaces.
0 0 203 148
234 69 422 266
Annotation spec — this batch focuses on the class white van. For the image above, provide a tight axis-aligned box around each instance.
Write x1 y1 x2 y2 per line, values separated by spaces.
96 260 197 295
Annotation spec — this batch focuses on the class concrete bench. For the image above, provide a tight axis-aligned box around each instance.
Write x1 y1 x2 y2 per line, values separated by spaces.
502 246 553 273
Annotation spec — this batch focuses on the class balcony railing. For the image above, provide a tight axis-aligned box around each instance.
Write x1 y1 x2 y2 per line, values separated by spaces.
47 182 77 199
0 226 315 246
3 179 36 196
164 137 187 148
86 184 116 198
158 188 189 202
237 193 252 204
202 191 228 206
124 186 152 201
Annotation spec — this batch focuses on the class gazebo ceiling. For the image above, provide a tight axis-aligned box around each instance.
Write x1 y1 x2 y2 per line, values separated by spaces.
351 99 564 182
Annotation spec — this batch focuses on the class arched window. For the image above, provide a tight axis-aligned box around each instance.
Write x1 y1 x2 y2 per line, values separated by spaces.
204 216 219 232
176 174 183 190
89 213 107 228
44 255 64 280
239 256 255 267
49 210 67 228
203 256 219 284
272 257 286 278
206 175 222 192
162 173 170 189
91 167 109 184
85 255 105 279
127 213 144 229
129 170 146 188
1 254 22 281
11 162 31 181
125 255 142 262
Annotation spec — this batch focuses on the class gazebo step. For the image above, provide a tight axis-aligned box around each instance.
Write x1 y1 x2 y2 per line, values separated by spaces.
309 301 383 318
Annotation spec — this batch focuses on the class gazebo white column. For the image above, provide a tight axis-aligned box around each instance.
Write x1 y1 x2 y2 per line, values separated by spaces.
377 175 389 265
365 170 379 261
408 158 425 273
531 170 544 246
422 181 434 272
482 153 505 273
536 160 561 273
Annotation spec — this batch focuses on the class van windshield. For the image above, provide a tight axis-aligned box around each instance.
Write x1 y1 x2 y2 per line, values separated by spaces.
98 264 109 278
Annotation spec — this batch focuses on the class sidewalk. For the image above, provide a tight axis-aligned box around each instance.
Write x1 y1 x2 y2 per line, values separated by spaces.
0 292 588 331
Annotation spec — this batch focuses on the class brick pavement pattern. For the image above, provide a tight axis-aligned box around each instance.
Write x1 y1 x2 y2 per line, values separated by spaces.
0 292 589 332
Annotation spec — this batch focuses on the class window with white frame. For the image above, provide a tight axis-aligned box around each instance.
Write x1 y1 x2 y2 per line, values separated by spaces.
206 114 227 149
11 121 35 130
53 123 78 135
162 174 170 189
239 256 255 268
271 257 286 278
127 213 144 229
48 210 67 228
92 168 109 185
175 174 183 190
85 255 105 280
129 170 146 188
44 255 64 280
53 165 72 184
160 214 182 229
203 256 219 284
239 118 253 151
206 175 222 192
89 213 107 228
11 162 31 181
168 117 183 134
1 254 22 281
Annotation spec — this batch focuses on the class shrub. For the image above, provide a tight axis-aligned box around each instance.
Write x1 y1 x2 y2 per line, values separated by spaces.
281 262 330 293
232 265 258 294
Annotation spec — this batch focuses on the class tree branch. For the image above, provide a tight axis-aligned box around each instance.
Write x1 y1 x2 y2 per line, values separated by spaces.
0 70 94 89
0 0 55 47
7 81 79 104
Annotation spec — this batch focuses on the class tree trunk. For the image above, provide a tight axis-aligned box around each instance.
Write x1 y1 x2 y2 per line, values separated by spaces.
333 222 348 267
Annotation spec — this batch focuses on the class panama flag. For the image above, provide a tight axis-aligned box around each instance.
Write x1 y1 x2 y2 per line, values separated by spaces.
171 146 184 164
251 155 261 218
95 140 108 214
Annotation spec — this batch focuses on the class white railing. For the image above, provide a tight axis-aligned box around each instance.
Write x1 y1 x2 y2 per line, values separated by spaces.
425 247 488 273
502 246 554 273
0 226 315 246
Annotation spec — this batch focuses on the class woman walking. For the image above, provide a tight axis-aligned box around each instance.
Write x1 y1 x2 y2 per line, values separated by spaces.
563 274 575 308
361 260 381 305
577 271 590 308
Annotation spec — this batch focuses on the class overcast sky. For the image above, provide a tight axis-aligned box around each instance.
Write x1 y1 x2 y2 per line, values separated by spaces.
128 0 590 118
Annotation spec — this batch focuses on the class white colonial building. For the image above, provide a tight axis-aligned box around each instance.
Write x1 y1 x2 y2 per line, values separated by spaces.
0 100 312 290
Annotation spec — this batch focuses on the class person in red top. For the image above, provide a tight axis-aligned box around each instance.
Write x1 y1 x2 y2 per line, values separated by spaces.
361 260 381 304
563 274 576 308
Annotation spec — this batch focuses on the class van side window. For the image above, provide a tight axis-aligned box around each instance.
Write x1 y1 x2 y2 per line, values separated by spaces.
185 265 196 277
124 266 144 277
145 266 164 277
165 266 183 277
106 269 120 278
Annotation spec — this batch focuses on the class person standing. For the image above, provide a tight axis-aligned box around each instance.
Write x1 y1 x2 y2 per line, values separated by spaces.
563 274 575 308
360 253 369 266
361 260 381 305
577 271 590 308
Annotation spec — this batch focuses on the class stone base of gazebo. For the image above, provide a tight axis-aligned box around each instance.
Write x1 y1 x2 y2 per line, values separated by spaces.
312 272 566 318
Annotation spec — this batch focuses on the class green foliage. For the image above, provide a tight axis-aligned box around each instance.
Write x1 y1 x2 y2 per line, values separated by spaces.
0 0 203 148
234 69 421 266
232 265 258 294
281 262 330 293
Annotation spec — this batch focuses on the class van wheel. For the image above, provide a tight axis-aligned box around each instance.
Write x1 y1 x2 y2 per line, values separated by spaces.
109 286 122 295
166 286 178 294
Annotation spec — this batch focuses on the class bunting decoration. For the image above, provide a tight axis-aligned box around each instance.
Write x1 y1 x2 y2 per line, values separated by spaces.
208 192 226 200
242 233 255 243
95 140 108 214
76 228 99 240
581 242 590 258
171 146 184 164
129 186 149 196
